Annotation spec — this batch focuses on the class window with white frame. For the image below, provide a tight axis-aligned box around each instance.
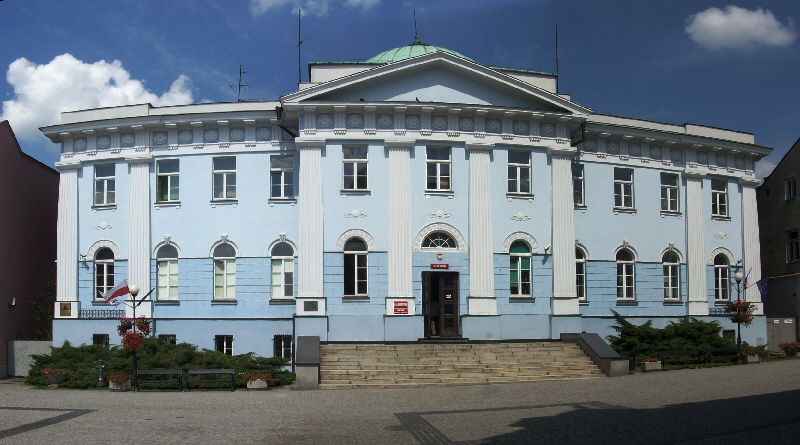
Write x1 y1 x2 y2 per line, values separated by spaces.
572 163 585 207
509 241 531 297
270 155 295 199
214 335 233 355
274 334 293 359
614 168 634 209
156 160 179 202
426 147 451 191
662 250 680 300
342 147 368 191
422 232 457 250
788 230 799 263
95 248 114 300
271 242 294 299
786 178 796 200
711 179 728 217
213 243 236 300
156 244 178 301
660 173 679 213
714 254 730 301
576 248 586 301
343 238 368 298
507 151 531 194
213 157 236 200
616 248 635 300
94 164 115 206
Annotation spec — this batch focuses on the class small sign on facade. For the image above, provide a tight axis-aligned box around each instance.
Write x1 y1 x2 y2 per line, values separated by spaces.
60 303 72 317
393 301 408 315
430 263 449 270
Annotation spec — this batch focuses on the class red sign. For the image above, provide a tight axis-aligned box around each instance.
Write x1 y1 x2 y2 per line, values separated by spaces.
436 253 443 261
393 301 408 315
431 263 449 270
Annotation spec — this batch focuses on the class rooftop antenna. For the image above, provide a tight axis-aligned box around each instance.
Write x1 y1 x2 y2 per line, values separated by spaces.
555 23 560 94
413 9 419 42
297 8 309 84
228 65 261 101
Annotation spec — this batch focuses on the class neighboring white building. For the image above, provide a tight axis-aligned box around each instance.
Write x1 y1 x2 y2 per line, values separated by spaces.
41 41 771 357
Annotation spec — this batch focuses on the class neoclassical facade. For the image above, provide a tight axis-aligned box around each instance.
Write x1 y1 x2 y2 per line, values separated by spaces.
42 42 771 357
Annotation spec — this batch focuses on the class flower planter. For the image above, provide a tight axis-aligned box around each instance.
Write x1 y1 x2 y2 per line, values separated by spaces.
247 379 269 391
745 354 761 364
47 374 67 385
109 380 132 392
641 361 662 372
784 347 798 357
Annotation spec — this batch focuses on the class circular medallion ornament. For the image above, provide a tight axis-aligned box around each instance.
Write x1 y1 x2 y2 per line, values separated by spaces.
121 134 134 147
153 132 167 145
628 143 641 156
697 151 708 163
670 148 682 162
179 131 192 143
318 115 333 128
487 119 501 132
584 139 597 152
432 116 447 130
97 135 110 149
257 127 271 140
735 157 745 169
541 123 555 137
378 115 392 129
73 138 87 151
405 115 420 129
204 129 218 142
459 117 474 131
606 141 619 154
514 121 529 134
716 154 727 166
230 128 244 141
347 114 363 128
650 146 662 159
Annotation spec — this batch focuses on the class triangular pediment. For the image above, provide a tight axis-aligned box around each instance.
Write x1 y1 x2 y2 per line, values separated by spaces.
282 52 590 115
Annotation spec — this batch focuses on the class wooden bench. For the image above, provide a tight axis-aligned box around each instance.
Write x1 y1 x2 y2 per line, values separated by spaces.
185 369 235 391
702 347 738 367
135 369 183 391
657 350 701 368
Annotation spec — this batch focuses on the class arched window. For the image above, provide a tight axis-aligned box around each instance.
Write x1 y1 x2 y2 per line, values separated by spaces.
616 248 635 300
271 242 294 300
157 245 178 301
95 248 114 300
576 248 587 301
422 232 457 250
213 243 236 300
344 238 367 298
663 251 680 301
714 254 729 301
509 241 531 297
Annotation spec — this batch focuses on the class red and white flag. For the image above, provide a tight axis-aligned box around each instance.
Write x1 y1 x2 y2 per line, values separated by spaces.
100 279 129 304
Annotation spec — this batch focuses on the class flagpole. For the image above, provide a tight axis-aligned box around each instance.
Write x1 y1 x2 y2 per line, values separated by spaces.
129 284 140 390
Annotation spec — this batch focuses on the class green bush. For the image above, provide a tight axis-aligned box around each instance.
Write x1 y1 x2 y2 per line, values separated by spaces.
25 338 295 389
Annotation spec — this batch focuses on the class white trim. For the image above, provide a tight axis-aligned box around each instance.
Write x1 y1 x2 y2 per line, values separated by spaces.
152 238 182 259
612 242 638 262
268 236 298 257
707 247 735 266
575 242 590 260
335 229 377 252
209 237 240 258
660 245 684 263
501 232 540 254
414 222 467 252
86 240 122 261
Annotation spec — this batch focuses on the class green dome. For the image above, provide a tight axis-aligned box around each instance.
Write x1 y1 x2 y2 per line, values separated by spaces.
366 39 473 63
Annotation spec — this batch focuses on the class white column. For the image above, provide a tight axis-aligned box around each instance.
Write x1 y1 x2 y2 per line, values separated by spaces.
548 147 579 315
126 155 153 317
386 140 414 298
741 178 763 312
296 138 326 315
684 169 708 315
55 160 81 307
466 142 496 315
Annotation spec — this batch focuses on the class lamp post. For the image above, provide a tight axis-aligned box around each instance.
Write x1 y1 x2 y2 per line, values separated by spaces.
734 272 743 364
129 284 140 388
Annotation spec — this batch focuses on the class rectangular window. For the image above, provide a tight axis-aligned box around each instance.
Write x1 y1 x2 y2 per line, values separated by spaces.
788 230 799 263
617 262 635 300
660 173 679 213
576 252 586 301
273 334 293 360
663 263 680 300
156 160 180 202
711 179 728 217
158 334 177 345
344 253 368 297
510 255 531 296
157 260 178 300
507 151 531 194
426 147 451 191
214 335 233 356
572 163 585 207
271 258 294 299
213 259 236 299
94 164 115 206
92 333 109 346
213 157 236 200
342 147 368 191
270 155 295 199
786 178 797 200
614 168 634 209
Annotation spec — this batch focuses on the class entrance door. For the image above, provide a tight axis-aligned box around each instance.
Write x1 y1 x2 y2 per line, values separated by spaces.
422 272 459 338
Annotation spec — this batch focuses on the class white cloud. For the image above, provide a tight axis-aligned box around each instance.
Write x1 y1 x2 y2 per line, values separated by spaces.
345 0 380 8
250 0 380 17
686 6 797 51
755 158 776 180
1 53 193 143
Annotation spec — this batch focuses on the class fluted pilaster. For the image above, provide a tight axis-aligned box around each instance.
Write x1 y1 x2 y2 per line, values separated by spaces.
55 160 81 303
126 155 153 316
297 139 325 301
387 140 414 297
740 179 762 308
684 169 708 315
549 148 578 315
467 143 495 315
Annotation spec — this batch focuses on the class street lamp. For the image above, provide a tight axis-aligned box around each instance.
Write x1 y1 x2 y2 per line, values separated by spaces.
734 272 743 364
129 284 140 388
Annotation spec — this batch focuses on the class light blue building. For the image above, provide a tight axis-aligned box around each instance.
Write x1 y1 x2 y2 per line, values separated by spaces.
42 41 771 359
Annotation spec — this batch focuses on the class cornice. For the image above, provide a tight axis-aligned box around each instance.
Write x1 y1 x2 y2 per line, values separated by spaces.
125 154 154 165
294 138 326 149
54 159 82 171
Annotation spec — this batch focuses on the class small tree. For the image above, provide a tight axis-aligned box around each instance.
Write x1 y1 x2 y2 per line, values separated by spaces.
29 266 57 340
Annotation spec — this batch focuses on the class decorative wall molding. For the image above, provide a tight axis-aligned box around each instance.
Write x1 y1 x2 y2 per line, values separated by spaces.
707 247 735 266
413 222 467 252
714 231 729 239
575 241 590 260
335 229 377 252
612 241 639 261
95 222 112 230
209 236 240 257
86 239 122 261
510 211 530 221
501 231 540 254
660 244 684 263
345 209 367 218
267 235 297 257
152 236 183 259
429 209 450 219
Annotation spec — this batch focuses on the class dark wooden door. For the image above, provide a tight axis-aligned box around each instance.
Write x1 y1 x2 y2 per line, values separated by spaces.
438 273 459 337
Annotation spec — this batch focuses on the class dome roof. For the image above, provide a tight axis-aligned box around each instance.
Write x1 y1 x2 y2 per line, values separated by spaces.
366 39 473 63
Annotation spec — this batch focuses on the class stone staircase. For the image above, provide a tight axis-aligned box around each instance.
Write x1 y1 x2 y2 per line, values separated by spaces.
319 342 604 389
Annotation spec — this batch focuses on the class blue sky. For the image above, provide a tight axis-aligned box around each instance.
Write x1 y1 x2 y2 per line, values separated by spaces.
2 0 798 177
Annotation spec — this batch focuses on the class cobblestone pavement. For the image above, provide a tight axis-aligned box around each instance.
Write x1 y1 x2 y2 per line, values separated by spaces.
2 360 799 444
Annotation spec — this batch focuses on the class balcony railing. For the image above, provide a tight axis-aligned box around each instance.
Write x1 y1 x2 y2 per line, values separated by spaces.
79 309 125 319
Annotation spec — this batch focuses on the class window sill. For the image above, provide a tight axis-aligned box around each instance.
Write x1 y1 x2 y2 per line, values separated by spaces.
613 207 636 214
509 296 535 302
425 190 454 198
714 301 730 306
92 204 116 211
616 300 638 306
268 198 297 205
343 296 370 302
663 300 683 306
574 205 587 211
210 199 237 207
711 215 731 221
211 299 237 305
269 299 295 305
506 193 534 201
340 189 371 196
154 300 180 305
660 211 682 217
91 301 113 306
579 301 589 306
155 201 181 209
